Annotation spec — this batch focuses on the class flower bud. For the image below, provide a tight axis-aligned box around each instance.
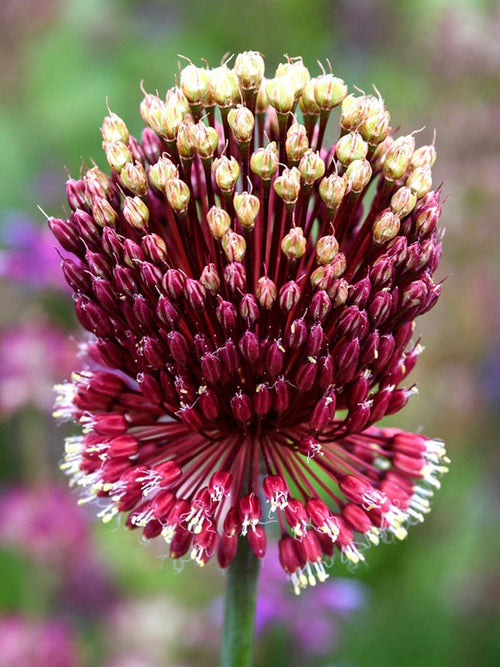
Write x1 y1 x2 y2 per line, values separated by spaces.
391 186 417 218
250 143 279 180
165 86 190 117
340 94 369 131
406 167 433 199
410 144 436 169
276 58 310 98
316 234 339 265
212 156 240 193
166 178 190 213
383 135 415 181
273 167 301 205
266 76 295 114
239 295 260 325
120 162 148 196
92 197 118 228
224 263 246 293
234 51 265 90
200 263 220 294
358 97 391 145
104 141 132 172
281 227 306 261
222 230 246 262
310 254 346 289
372 209 400 245
176 117 197 159
195 122 219 159
256 276 277 309
255 80 268 112
298 150 325 185
299 79 321 115
149 156 178 191
286 123 309 163
142 233 168 264
123 196 150 231
180 65 210 105
227 105 255 144
207 206 231 240
234 192 260 231
335 132 368 165
279 281 301 312
345 159 372 193
371 136 394 171
210 66 240 107
101 111 129 144
314 74 347 110
319 173 348 210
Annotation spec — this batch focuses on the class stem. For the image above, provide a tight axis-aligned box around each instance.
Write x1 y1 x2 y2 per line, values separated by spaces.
220 537 260 667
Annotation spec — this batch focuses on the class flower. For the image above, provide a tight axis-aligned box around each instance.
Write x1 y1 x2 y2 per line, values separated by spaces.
50 52 448 592
0 616 80 667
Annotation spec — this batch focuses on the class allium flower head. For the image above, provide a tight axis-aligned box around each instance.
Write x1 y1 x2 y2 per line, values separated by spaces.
51 52 448 593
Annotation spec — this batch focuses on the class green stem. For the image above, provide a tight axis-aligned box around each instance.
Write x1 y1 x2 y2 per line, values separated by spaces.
220 537 260 667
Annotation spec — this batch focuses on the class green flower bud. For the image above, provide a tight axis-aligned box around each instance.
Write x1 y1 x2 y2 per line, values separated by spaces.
340 94 370 131
410 144 437 169
84 166 111 201
165 86 190 117
120 162 148 196
166 178 190 213
200 263 220 294
299 79 321 115
222 230 246 262
250 142 278 180
140 93 161 125
298 150 325 185
314 74 348 110
319 173 348 210
266 77 296 114
345 159 372 193
373 209 400 244
406 166 433 199
180 65 210 105
212 156 240 193
358 96 391 145
273 167 301 205
330 278 349 305
195 122 219 159
123 196 150 231
234 51 265 90
234 192 260 231
255 80 268 113
149 156 178 192
316 234 339 265
281 226 306 261
390 186 417 218
371 135 394 171
335 132 368 165
103 141 132 172
177 117 197 159
159 101 187 141
207 206 231 240
383 135 415 181
256 276 277 308
311 254 346 288
285 123 309 163
101 111 129 144
210 66 240 107
276 58 310 98
227 105 255 144
92 197 118 228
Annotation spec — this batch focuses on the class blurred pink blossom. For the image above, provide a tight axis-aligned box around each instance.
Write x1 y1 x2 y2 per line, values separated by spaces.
0 616 80 667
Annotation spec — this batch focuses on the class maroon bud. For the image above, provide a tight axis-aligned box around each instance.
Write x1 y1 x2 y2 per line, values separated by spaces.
168 331 190 365
61 258 91 293
297 436 323 460
133 294 155 328
360 331 379 365
179 404 204 431
253 383 272 417
368 291 393 327
374 334 396 371
65 178 87 210
216 299 237 331
239 294 260 325
370 256 394 288
386 236 408 266
72 209 101 245
155 296 178 329
333 337 360 374
311 393 336 432
230 392 253 423
295 359 318 391
265 340 284 376
248 524 267 558
309 290 331 321
279 280 301 312
97 339 123 367
335 305 362 338
201 352 222 384
348 373 370 405
421 283 441 313
85 249 112 279
318 354 335 388
273 378 290 412
348 276 371 308
174 375 197 402
400 280 428 310
123 239 145 266
199 388 220 420
48 217 82 255
239 331 261 363
385 387 412 415
135 372 163 404
139 262 163 291
218 533 238 568
224 262 246 293
162 269 185 300
113 265 138 296
184 278 206 311
193 334 212 357
93 277 119 312
141 336 165 369
128 135 146 165
305 324 325 356
219 341 240 374
345 401 371 433
101 227 124 261
369 385 394 422
141 127 163 164
142 233 168 264
285 319 307 349
93 413 128 436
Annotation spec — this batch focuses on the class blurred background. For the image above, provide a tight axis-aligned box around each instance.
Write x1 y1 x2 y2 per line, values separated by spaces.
0 0 499 665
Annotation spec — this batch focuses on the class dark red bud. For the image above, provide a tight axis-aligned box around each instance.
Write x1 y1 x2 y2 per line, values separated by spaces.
101 227 124 261
199 389 220 420
93 277 119 312
318 354 335 388
224 262 246 293
265 340 284 376
285 319 308 349
201 352 222 384
305 323 325 356
123 239 145 266
65 178 87 210
48 217 82 255
239 294 260 324
168 331 190 365
295 359 318 391
279 281 301 312
239 331 261 363
370 257 394 288
273 378 290 412
348 276 371 308
141 127 163 164
253 383 272 417
71 209 100 245
156 296 179 328
216 299 237 331
133 294 155 328
61 258 91 293
184 278 206 311
162 269 185 300
248 524 267 558
308 290 331 321
230 392 253 423
369 291 393 327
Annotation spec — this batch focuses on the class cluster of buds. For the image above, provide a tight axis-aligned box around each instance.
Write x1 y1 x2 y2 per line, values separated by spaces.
50 52 448 592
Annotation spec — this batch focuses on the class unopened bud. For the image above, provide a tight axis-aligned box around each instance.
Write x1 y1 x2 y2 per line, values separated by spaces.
234 192 260 231
210 66 240 107
406 167 433 199
383 135 415 181
212 156 240 193
180 65 210 105
104 141 132 172
319 173 348 210
266 76 295 114
165 86 190 117
391 186 417 218
256 276 277 309
298 150 325 185
195 122 219 159
345 159 372 193
207 206 231 240
285 123 309 163
101 111 129 144
234 51 265 90
336 132 368 165
227 105 255 144
255 80 268 113
372 136 394 171
281 227 306 261
299 79 321 115
410 144 436 169
176 117 197 159
123 196 150 231
200 263 220 294
316 234 339 265
250 142 279 180
120 162 148 196
92 197 118 228
314 74 347 110
273 167 301 205
340 94 370 131
310 255 346 289
358 96 391 145
159 101 186 141
276 58 310 98
149 156 178 191
166 178 190 213
373 209 400 244
222 230 246 262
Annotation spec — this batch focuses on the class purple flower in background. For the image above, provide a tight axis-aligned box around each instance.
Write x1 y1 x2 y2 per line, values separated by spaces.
0 616 80 667
0 210 68 291
0 320 76 416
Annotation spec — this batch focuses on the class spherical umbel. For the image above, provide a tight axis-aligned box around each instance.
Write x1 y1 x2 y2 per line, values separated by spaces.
50 52 448 593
